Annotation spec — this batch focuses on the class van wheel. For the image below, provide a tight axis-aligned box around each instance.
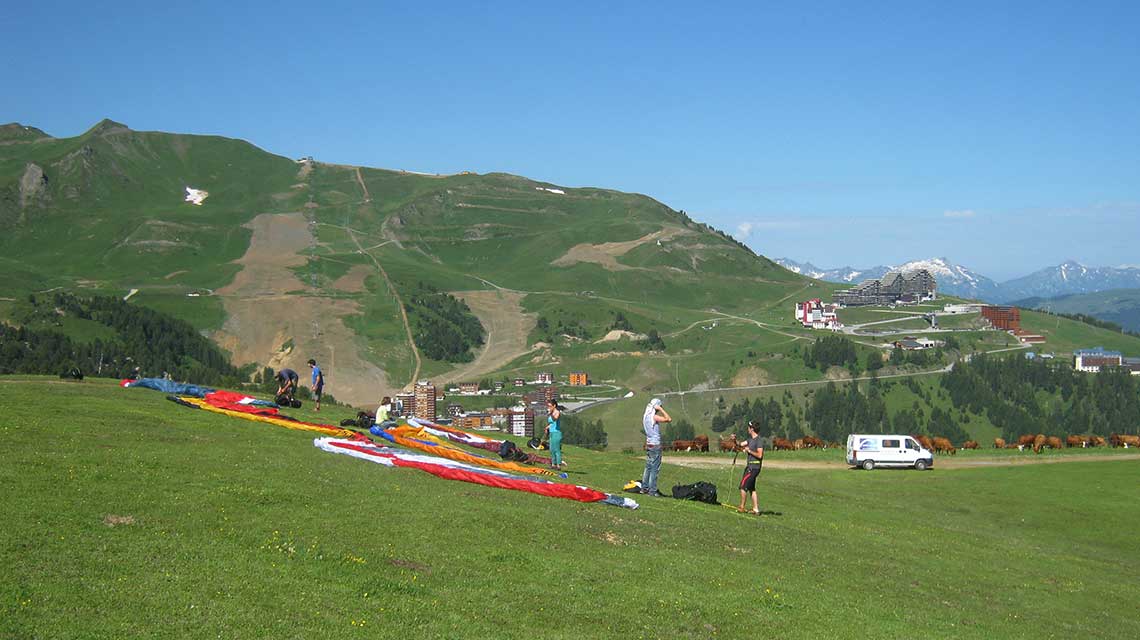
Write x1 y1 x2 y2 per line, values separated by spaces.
861 459 875 471
914 459 928 471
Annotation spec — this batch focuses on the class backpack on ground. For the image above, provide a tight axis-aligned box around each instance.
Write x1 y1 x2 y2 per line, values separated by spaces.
671 481 718 504
498 440 530 463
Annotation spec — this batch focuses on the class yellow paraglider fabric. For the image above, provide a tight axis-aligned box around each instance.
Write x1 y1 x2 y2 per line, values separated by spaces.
180 397 358 438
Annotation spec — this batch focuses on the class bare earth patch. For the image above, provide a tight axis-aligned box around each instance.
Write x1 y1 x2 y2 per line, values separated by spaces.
551 227 686 271
436 289 538 385
102 515 136 527
213 213 391 407
589 350 646 360
594 329 645 343
163 270 188 280
731 366 773 387
332 264 372 293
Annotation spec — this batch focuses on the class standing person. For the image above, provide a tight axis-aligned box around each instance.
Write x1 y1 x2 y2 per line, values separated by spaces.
307 359 325 411
544 399 563 471
275 368 299 404
738 420 764 515
641 398 670 496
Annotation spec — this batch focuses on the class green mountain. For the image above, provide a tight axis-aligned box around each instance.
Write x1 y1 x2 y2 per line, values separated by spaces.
4 120 1140 413
1014 289 1140 333
0 120 818 404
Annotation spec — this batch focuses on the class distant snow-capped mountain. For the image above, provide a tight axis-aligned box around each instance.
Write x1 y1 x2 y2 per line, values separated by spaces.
994 261 1140 302
772 258 882 283
775 257 999 300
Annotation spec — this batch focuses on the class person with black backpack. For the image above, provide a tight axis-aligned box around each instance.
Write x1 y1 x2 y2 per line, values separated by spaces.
738 420 764 515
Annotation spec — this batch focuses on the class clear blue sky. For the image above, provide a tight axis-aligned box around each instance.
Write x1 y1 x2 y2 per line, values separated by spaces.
4 1 1138 280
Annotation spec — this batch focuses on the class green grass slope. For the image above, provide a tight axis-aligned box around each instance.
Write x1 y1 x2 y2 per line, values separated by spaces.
1016 289 1140 333
3 377 1139 639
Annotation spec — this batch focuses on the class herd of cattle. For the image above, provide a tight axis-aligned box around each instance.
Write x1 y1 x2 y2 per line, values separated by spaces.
667 432 1140 454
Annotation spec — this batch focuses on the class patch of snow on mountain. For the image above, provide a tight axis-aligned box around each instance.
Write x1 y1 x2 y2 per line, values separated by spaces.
184 187 208 205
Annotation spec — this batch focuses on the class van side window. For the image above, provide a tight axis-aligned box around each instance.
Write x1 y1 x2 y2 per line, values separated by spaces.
906 439 919 450
882 439 900 448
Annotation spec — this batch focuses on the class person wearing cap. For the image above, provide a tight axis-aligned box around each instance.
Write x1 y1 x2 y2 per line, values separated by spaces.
307 359 325 411
641 398 671 496
738 420 764 515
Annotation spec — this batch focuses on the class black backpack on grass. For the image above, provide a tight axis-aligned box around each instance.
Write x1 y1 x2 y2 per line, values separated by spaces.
498 440 529 463
671 481 718 504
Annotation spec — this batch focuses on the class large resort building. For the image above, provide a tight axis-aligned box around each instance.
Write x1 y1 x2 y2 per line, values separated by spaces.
833 269 937 306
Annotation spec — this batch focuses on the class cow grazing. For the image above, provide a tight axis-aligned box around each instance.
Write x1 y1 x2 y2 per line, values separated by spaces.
993 437 1006 449
932 437 957 455
962 440 979 450
1046 436 1063 451
914 434 934 451
672 440 697 452
802 436 824 449
693 435 710 452
719 434 740 452
1017 434 1037 448
1065 435 1086 448
1089 436 1106 448
772 437 795 451
792 438 805 450
1032 434 1047 454
1111 434 1140 448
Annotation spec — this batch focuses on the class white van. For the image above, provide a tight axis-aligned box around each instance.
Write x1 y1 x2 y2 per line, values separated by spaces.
846 434 934 471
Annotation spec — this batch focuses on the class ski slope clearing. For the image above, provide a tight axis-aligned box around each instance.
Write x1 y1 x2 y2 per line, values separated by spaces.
436 289 538 386
213 212 390 406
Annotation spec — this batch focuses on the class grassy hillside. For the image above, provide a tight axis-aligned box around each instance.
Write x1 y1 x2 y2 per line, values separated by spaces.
3 377 1139 639
5 121 1140 411
1016 289 1140 333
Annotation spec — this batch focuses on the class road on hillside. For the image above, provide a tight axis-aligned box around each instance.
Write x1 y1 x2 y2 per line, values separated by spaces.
571 343 1026 417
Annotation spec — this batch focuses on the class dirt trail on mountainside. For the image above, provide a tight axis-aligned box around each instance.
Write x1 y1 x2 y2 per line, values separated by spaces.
212 212 391 407
435 289 538 386
664 453 1140 471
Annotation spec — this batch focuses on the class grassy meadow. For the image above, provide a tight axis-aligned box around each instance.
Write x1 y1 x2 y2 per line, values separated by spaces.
3 377 1138 639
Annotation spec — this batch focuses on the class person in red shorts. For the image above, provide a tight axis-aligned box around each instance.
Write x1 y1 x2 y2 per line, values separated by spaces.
738 420 764 515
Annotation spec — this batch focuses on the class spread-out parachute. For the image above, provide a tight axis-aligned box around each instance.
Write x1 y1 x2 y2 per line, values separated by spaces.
127 378 633 509
315 438 638 509
405 418 553 465
373 423 557 477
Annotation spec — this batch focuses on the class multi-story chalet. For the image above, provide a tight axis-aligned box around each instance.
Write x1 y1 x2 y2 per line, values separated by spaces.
568 372 589 386
834 269 937 306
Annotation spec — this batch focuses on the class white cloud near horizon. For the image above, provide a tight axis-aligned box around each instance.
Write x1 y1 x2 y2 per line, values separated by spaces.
734 221 754 240
943 209 976 218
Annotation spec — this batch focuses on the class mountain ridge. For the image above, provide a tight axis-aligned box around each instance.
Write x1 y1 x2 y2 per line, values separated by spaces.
776 256 1140 303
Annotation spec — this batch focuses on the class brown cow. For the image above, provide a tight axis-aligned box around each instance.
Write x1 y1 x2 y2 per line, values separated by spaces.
719 434 740 452
1046 436 1063 451
793 438 805 450
914 434 934 451
1032 433 1047 454
1017 434 1037 448
772 437 795 451
672 440 691 451
993 437 1006 449
962 440 979 450
694 435 710 452
932 437 957 455
1065 435 1086 448
1111 433 1140 448
1088 436 1106 448
802 436 824 449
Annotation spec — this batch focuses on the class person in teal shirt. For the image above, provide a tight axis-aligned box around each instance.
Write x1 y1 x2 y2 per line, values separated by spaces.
544 399 563 471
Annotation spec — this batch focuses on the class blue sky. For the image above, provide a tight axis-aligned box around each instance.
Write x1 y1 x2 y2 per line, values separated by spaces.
4 1 1138 280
